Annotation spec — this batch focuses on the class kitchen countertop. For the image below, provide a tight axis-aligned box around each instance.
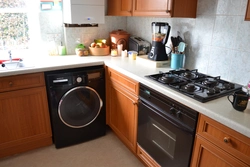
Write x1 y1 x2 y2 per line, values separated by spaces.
1 55 250 138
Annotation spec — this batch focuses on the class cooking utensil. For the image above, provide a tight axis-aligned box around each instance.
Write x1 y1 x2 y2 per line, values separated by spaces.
177 31 184 43
178 42 186 53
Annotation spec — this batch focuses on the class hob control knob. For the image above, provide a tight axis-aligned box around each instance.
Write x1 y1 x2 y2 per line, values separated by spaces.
170 107 176 115
176 111 181 118
76 77 82 83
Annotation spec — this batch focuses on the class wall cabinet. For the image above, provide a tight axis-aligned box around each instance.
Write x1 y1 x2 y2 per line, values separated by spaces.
105 66 139 153
191 114 250 167
0 73 52 158
107 0 197 18
107 0 133 16
246 0 250 21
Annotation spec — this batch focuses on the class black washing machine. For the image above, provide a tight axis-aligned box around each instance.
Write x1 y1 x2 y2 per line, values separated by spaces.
45 65 106 148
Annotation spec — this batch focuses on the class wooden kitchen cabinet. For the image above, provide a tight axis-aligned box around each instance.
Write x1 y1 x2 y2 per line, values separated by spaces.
107 0 133 16
245 0 250 21
107 0 197 18
105 66 139 153
190 114 250 167
0 73 52 158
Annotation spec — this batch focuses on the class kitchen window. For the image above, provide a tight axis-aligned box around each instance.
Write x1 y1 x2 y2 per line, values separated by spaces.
0 0 41 57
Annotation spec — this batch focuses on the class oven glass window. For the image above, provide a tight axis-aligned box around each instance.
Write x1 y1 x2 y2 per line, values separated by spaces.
149 117 176 159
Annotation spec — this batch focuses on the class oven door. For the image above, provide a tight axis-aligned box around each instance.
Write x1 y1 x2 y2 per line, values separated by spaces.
137 99 195 167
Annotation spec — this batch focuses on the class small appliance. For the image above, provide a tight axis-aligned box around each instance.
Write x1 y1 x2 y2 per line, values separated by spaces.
148 22 171 61
129 36 151 55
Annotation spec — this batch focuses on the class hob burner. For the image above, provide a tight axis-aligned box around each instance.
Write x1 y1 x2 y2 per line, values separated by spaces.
183 83 196 92
145 69 243 103
206 87 221 95
223 83 235 90
181 72 197 79
202 78 219 87
158 74 175 84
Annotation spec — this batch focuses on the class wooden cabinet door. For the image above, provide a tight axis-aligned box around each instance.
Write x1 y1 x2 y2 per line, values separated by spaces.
0 87 52 158
133 0 171 16
107 81 138 153
107 0 133 16
246 0 250 20
190 135 248 167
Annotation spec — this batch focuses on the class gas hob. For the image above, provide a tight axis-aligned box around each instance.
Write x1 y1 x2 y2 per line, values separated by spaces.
146 69 242 103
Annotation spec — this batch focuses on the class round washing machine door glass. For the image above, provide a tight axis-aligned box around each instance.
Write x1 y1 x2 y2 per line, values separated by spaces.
58 86 103 128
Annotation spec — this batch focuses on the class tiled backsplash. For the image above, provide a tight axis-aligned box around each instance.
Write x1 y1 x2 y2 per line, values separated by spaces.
127 0 250 85
39 0 250 85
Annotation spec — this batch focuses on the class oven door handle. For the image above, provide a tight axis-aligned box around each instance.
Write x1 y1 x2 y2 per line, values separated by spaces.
139 99 194 134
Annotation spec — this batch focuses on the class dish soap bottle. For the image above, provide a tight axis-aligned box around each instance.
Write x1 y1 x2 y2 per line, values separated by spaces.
58 42 67 55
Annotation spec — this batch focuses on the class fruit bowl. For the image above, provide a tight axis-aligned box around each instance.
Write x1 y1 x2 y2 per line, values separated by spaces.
89 46 110 56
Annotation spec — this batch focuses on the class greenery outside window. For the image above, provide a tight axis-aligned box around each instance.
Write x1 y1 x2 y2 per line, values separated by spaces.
0 0 40 57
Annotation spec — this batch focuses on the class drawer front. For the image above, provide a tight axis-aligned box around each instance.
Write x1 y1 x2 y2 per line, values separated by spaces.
106 67 139 96
137 144 160 167
0 73 45 92
197 114 250 165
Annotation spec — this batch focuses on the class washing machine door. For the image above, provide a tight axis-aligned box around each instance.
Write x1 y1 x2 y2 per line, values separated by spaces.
58 86 103 128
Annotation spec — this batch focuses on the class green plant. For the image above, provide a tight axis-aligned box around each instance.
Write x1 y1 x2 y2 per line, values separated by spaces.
0 0 29 50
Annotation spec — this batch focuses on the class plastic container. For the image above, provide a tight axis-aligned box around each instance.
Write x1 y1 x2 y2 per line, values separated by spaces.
58 46 67 55
128 51 138 60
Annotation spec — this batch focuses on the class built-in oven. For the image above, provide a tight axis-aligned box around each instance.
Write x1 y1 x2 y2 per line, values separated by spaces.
138 83 199 167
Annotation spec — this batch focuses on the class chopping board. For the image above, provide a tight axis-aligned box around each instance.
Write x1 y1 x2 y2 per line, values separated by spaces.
136 55 170 67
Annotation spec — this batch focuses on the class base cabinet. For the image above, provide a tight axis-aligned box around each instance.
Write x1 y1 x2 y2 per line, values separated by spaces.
106 66 138 153
191 114 250 167
0 73 52 158
191 135 248 167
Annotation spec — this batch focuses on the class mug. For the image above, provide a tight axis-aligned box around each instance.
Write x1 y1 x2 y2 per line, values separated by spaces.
227 90 249 111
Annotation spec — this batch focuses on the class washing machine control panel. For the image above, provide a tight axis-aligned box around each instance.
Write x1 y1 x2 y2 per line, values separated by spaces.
76 77 83 83
72 73 87 85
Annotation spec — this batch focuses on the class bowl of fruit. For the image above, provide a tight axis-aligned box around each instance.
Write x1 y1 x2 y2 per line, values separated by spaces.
89 39 110 56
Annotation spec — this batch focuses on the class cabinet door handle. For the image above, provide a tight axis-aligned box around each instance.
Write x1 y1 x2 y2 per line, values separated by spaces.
133 101 137 105
223 137 230 143
9 81 13 86
166 0 172 14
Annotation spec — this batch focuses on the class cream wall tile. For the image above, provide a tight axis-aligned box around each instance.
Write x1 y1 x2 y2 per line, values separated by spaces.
217 0 243 15
235 18 250 52
197 0 218 15
229 51 250 84
212 16 240 48
191 15 215 45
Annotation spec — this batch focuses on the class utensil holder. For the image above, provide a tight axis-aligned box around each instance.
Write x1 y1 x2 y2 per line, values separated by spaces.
171 53 184 69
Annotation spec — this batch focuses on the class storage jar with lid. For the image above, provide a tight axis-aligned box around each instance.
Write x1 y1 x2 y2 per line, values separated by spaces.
110 29 130 50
